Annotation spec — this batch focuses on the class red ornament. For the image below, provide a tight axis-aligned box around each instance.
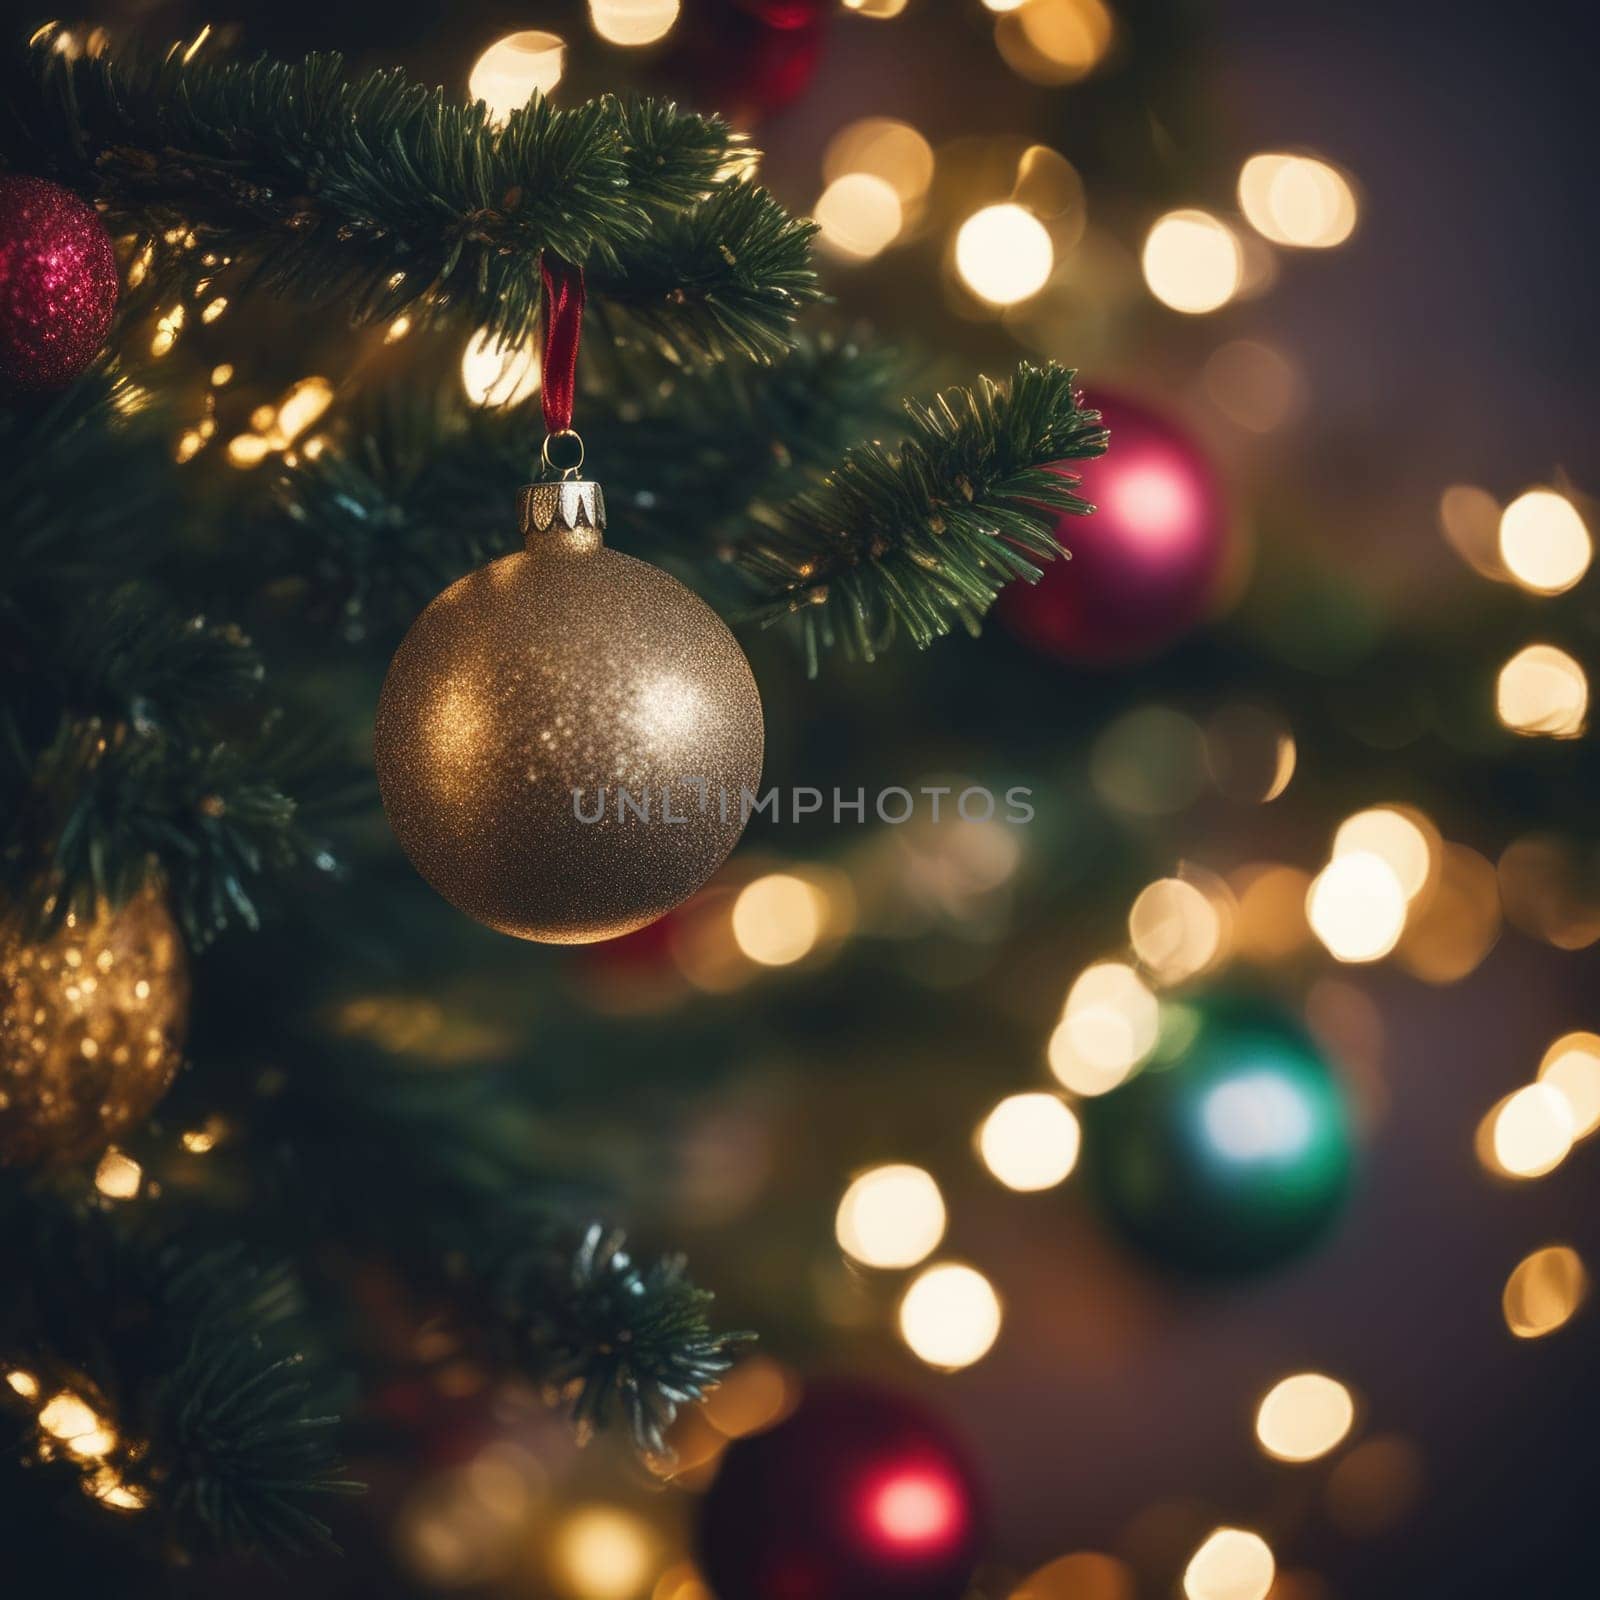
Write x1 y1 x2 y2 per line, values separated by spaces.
0 174 119 393
998 393 1227 664
674 1 826 123
697 1379 984 1600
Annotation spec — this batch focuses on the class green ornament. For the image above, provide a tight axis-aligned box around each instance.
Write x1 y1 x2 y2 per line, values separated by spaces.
1081 995 1355 1277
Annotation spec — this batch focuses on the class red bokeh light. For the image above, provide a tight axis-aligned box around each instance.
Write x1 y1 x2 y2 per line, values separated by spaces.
861 1466 967 1557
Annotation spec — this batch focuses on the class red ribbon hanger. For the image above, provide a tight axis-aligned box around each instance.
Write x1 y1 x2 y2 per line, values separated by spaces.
539 250 586 441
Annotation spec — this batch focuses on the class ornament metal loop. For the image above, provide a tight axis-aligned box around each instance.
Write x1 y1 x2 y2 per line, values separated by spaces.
541 428 585 480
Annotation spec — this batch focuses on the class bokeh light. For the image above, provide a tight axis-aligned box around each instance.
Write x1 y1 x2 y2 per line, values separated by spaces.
835 1164 946 1268
898 1263 1002 1369
1306 851 1407 963
1205 704 1297 803
1325 1437 1424 1536
701 1356 797 1439
551 1504 656 1600
731 874 825 966
1232 864 1314 962
978 1092 1081 1190
1254 1373 1356 1463
1496 644 1588 737
93 1148 142 1200
461 328 541 407
1497 834 1600 949
823 118 935 207
1092 706 1209 817
588 0 680 48
1203 340 1307 433
1142 210 1242 314
1128 875 1230 986
1183 1527 1275 1600
993 0 1114 86
1237 153 1358 248
1438 483 1509 581
815 173 904 260
1010 1551 1137 1600
1048 962 1159 1095
469 32 565 124
1487 1084 1574 1179
956 203 1054 306
1537 1032 1600 1139
1503 1245 1589 1339
1331 806 1439 904
1395 843 1501 984
1498 489 1591 595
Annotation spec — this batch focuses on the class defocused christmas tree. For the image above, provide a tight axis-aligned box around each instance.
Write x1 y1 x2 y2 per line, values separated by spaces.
2 3 1597 1598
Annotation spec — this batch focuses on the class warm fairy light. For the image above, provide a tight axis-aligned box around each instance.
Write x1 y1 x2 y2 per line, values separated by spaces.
822 119 935 207
1128 876 1226 986
844 0 911 16
1503 1245 1589 1339
1497 489 1592 595
85 1467 150 1511
1205 704 1298 803
385 314 414 344
588 0 681 47
1490 1084 1575 1179
1496 644 1588 737
1231 865 1314 963
814 173 904 260
175 430 205 464
1142 210 1242 314
1538 1032 1600 1139
1237 153 1357 248
1048 962 1159 1094
898 1263 1002 1370
251 404 278 431
702 1356 795 1438
551 1504 657 1600
1204 340 1307 434
226 433 273 468
6 1370 40 1400
1332 806 1438 904
461 328 542 406
201 295 228 324
150 304 186 357
94 1148 143 1200
993 0 1114 85
1396 842 1501 984
955 204 1053 306
271 376 334 445
469 32 565 124
731 873 825 966
1438 483 1508 580
38 1391 115 1459
1306 851 1407 963
210 363 234 386
1255 1373 1356 1463
978 1093 1081 1190
983 0 1027 9
1183 1528 1275 1600
835 1164 946 1268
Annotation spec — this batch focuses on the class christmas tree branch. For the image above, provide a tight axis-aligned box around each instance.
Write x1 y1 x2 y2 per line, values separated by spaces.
269 332 904 630
0 372 355 944
3 28 819 363
734 360 1108 670
0 1195 358 1559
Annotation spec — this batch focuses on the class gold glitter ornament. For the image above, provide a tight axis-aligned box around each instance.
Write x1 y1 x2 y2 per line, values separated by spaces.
374 477 765 943
0 882 189 1168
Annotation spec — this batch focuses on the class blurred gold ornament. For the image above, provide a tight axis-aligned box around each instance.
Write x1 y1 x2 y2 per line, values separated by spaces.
375 479 764 942
0 882 188 1168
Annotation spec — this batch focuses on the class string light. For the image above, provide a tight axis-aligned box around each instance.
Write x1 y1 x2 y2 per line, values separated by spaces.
468 32 565 124
1489 1084 1574 1179
1142 210 1242 314
1497 489 1592 595
1237 153 1358 248
1183 1528 1275 1600
1438 483 1509 581
1048 962 1159 1095
1306 851 1407 963
731 873 825 966
588 0 681 47
1395 843 1501 984
1254 1373 1356 1462
93 1148 143 1200
955 203 1054 306
814 173 904 260
1496 644 1588 737
551 1504 657 1600
1502 1244 1589 1338
1128 876 1229 986
822 118 935 208
1331 806 1439 904
210 363 234 386
977 1093 1081 1190
461 328 541 406
898 1263 1002 1369
993 0 1114 85
1537 1032 1600 1139
835 1164 946 1268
